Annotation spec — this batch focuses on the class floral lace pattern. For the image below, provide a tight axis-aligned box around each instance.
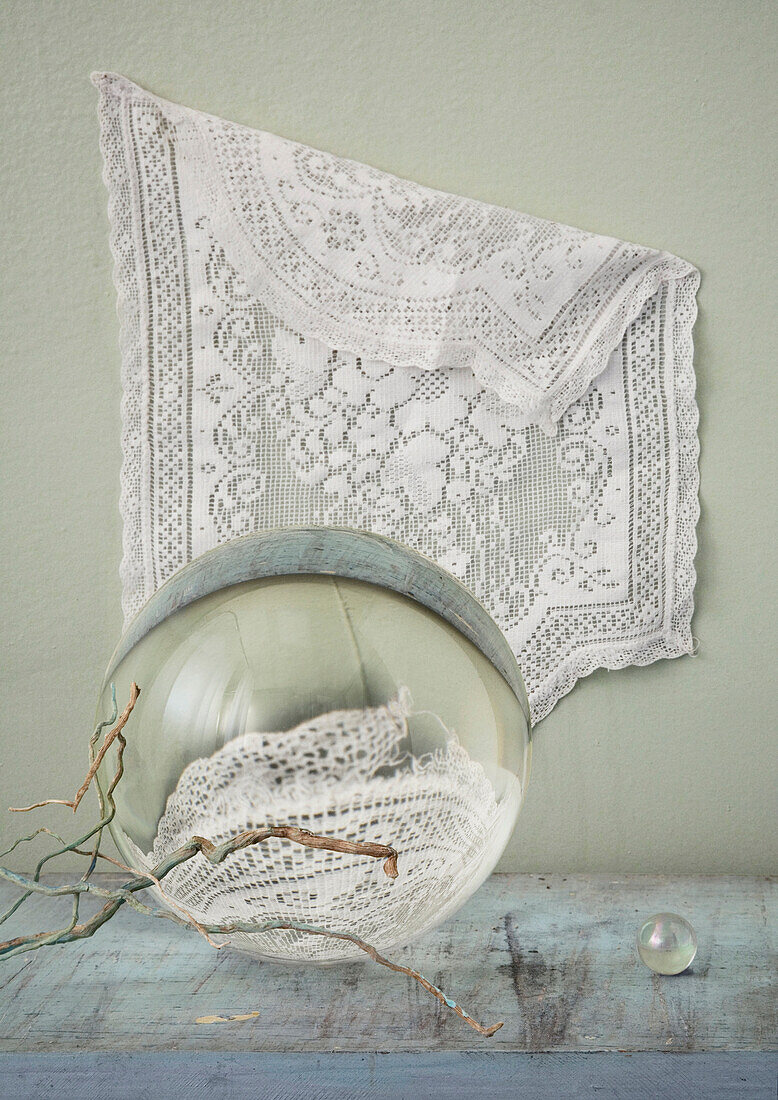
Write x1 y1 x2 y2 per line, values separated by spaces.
267 293 620 617
94 73 700 723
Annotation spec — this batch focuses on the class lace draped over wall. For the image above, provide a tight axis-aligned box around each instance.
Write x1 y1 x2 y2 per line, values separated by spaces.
94 73 699 723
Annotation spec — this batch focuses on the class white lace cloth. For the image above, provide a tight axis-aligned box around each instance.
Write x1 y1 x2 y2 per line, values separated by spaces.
124 696 520 962
94 73 700 722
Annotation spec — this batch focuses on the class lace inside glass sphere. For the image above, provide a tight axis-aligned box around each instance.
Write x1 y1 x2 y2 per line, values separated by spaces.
97 536 530 963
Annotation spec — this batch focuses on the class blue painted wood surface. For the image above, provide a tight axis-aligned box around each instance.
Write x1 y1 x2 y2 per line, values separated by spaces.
0 1052 776 1099
0 873 774 1059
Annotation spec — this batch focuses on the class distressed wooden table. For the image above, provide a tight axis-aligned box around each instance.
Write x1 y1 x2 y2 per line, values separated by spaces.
0 873 775 1097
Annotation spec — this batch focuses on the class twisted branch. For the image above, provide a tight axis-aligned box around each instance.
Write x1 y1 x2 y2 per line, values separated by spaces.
1 684 502 1037
10 682 141 814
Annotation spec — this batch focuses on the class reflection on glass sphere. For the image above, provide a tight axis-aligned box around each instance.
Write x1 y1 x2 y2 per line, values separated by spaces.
637 913 698 975
97 533 530 963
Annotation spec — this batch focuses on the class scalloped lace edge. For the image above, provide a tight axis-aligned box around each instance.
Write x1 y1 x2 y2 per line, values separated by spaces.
94 78 147 621
528 271 700 723
93 72 701 721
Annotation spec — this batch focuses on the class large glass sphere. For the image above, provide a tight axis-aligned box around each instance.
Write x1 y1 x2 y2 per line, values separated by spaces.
97 530 530 963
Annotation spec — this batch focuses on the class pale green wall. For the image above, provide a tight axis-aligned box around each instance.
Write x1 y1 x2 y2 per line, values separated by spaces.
2 0 776 873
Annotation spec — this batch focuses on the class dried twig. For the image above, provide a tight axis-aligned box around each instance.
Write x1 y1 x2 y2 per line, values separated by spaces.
0 684 503 1037
193 916 504 1036
191 828 398 879
0 869 503 1036
0 688 123 930
10 682 141 814
0 825 398 954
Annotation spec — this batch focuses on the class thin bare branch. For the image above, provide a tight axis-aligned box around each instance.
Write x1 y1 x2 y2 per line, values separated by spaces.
1 828 68 859
196 918 504 1036
10 683 140 815
0 681 503 1037
0 696 127 928
192 827 398 880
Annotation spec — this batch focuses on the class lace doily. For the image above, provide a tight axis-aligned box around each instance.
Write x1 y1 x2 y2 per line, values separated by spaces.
124 696 520 962
94 73 700 722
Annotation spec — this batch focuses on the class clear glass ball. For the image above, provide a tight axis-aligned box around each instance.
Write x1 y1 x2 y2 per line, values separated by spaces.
637 913 697 975
97 539 530 964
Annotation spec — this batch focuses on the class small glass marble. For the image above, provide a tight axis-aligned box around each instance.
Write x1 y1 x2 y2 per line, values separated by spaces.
637 913 697 975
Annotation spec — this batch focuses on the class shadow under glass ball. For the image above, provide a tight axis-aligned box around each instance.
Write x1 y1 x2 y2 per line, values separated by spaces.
637 912 697 975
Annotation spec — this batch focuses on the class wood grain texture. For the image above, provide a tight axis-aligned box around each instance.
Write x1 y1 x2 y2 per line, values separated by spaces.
0 874 775 1055
1 1052 777 1099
